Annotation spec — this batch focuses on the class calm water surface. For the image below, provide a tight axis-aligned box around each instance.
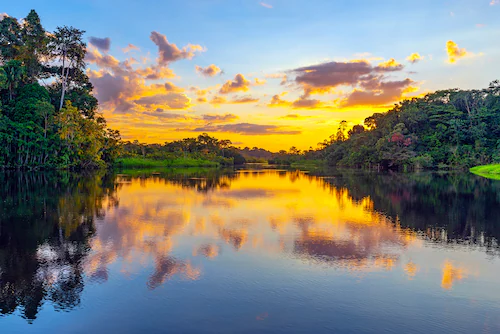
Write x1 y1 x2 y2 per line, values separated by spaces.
1 168 500 333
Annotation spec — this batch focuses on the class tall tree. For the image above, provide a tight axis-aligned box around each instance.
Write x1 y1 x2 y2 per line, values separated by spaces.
3 60 24 100
19 10 48 80
0 16 22 61
49 26 86 110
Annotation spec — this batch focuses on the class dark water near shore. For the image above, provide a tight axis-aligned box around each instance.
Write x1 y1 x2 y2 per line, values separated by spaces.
1 168 500 333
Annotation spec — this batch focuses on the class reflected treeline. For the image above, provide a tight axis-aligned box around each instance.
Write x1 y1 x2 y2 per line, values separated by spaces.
317 170 500 251
2 167 499 320
0 172 119 321
116 168 238 193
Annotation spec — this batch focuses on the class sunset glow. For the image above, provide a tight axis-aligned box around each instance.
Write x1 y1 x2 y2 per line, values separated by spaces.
4 0 496 150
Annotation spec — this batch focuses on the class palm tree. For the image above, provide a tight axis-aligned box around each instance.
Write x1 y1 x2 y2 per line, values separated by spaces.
3 60 24 101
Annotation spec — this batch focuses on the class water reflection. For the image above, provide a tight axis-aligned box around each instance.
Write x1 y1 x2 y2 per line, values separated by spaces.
0 168 499 323
0 172 117 320
441 260 468 290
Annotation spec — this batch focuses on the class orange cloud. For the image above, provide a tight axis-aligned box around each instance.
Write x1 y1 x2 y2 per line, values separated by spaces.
203 94 258 105
287 58 419 110
191 123 301 135
265 73 287 85
341 79 414 107
135 65 176 80
209 96 227 106
280 114 312 120
375 58 404 71
230 96 259 104
219 74 251 94
265 73 285 79
254 78 266 86
134 93 191 110
201 113 239 123
406 53 423 64
122 43 140 53
268 94 291 108
293 60 384 91
150 31 204 65
86 48 120 68
292 97 323 109
446 40 468 63
164 81 184 92
267 94 325 110
192 88 209 97
195 64 221 77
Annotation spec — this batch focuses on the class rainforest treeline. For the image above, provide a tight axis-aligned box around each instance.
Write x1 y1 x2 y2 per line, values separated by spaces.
0 10 121 169
2 10 498 170
320 82 500 169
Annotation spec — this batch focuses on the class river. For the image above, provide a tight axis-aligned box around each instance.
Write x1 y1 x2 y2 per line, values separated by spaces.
1 167 499 333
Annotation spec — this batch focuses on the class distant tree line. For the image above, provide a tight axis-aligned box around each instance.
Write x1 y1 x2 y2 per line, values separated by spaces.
121 133 247 165
0 10 121 169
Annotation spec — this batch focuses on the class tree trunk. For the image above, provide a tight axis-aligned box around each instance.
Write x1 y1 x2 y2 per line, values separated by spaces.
59 49 67 110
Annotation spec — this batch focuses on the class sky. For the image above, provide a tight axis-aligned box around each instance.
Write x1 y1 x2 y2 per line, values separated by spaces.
2 0 500 150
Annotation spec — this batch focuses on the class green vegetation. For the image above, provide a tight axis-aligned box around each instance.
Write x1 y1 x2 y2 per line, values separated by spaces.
0 10 121 169
290 160 324 168
117 157 219 168
1 11 498 172
267 146 322 165
470 164 500 180
120 133 246 167
318 82 500 170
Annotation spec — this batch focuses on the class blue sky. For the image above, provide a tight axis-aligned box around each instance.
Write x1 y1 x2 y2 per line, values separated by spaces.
2 0 499 149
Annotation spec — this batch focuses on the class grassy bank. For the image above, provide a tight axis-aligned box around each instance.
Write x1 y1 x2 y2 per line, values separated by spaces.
116 157 220 168
290 160 325 168
470 164 500 180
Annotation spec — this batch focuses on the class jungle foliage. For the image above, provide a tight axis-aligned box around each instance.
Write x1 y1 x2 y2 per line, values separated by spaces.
120 133 247 166
321 82 500 169
0 10 121 169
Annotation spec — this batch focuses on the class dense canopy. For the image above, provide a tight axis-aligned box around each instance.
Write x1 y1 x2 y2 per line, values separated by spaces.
0 10 120 169
321 82 500 169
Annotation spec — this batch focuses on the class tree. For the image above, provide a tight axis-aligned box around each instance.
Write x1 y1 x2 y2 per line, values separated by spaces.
49 26 86 110
0 67 6 90
321 81 500 169
0 11 120 169
348 124 365 137
289 146 301 155
3 60 24 100
336 120 348 142
0 16 22 61
219 139 231 157
19 10 48 79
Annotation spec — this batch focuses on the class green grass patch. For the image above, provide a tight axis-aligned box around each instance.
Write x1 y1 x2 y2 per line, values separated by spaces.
470 164 500 180
290 160 325 168
116 157 220 168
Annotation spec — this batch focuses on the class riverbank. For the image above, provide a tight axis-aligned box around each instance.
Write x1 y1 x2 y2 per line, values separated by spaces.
470 164 500 180
290 160 325 168
116 157 221 168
